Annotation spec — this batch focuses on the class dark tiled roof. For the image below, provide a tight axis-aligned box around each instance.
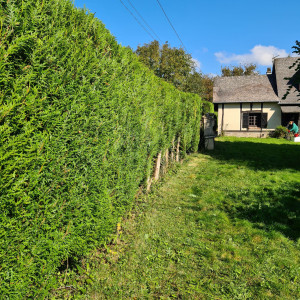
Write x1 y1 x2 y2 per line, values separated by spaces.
213 74 279 103
213 57 300 104
274 57 300 104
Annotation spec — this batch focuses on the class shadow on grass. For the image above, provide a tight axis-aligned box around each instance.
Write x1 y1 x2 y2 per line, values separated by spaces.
208 139 300 171
204 139 300 240
222 183 300 241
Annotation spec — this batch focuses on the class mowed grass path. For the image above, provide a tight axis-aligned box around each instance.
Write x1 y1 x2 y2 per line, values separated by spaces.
87 137 300 299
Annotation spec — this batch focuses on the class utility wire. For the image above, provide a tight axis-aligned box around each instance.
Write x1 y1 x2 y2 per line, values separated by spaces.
120 0 156 41
156 0 187 52
126 0 162 43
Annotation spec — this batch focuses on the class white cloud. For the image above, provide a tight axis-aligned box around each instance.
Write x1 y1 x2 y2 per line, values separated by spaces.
192 58 201 71
208 73 217 78
214 45 289 66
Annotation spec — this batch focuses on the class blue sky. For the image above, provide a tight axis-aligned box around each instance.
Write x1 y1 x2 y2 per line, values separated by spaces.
74 0 298 76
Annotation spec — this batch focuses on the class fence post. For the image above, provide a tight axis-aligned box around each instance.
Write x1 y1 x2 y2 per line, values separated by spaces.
163 149 169 174
146 176 152 192
154 151 162 181
171 139 175 161
176 137 180 162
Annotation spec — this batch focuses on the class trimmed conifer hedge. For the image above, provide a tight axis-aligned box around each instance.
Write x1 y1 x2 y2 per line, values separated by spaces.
0 0 202 297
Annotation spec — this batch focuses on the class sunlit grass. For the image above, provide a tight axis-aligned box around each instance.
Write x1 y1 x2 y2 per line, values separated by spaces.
86 137 300 299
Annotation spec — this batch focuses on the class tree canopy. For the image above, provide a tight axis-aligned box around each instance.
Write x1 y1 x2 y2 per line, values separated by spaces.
292 40 300 86
283 40 300 99
135 40 194 90
135 40 214 102
184 72 214 103
221 64 259 77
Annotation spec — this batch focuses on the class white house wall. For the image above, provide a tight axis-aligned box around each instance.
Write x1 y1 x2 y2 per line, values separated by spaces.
218 104 222 133
263 103 281 129
218 102 281 136
252 103 261 110
218 103 240 132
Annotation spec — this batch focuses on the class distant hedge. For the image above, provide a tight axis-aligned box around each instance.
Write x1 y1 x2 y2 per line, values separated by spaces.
0 0 202 297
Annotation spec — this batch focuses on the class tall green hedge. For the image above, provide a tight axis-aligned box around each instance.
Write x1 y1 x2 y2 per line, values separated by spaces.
0 0 202 297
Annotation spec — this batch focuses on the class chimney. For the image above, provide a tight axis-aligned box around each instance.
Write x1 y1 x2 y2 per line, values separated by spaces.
266 67 272 75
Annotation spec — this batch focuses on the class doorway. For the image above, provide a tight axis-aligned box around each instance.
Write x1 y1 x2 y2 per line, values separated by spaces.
282 113 300 127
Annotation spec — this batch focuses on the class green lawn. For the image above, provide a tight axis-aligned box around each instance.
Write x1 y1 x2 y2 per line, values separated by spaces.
80 137 300 299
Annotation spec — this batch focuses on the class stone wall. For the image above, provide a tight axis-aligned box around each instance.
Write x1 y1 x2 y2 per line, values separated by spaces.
222 130 273 138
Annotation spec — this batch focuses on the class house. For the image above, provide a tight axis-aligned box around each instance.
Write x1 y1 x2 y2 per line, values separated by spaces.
213 57 300 137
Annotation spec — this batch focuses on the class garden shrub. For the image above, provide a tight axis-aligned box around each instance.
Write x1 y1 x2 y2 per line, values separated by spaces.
272 125 288 138
0 0 202 297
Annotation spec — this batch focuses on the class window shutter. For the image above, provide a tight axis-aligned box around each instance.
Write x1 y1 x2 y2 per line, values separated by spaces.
257 114 262 128
261 113 268 128
242 113 249 128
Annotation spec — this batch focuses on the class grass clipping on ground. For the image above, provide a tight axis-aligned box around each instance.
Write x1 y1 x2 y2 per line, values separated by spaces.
82 137 300 299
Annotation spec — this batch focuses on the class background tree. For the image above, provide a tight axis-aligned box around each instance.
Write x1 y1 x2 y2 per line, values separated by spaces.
291 40 300 87
221 64 259 76
136 40 214 102
136 40 194 90
184 71 204 95
283 40 300 99
135 40 160 73
200 74 214 102
292 40 300 58
184 72 214 102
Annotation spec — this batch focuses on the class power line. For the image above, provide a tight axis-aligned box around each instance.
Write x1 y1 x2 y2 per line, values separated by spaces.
126 0 162 43
119 0 156 41
156 0 187 52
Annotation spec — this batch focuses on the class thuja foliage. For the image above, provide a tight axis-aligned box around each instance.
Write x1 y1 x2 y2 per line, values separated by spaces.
0 0 202 297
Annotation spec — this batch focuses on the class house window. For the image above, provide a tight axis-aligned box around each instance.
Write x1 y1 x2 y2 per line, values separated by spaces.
242 112 268 129
248 113 260 127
